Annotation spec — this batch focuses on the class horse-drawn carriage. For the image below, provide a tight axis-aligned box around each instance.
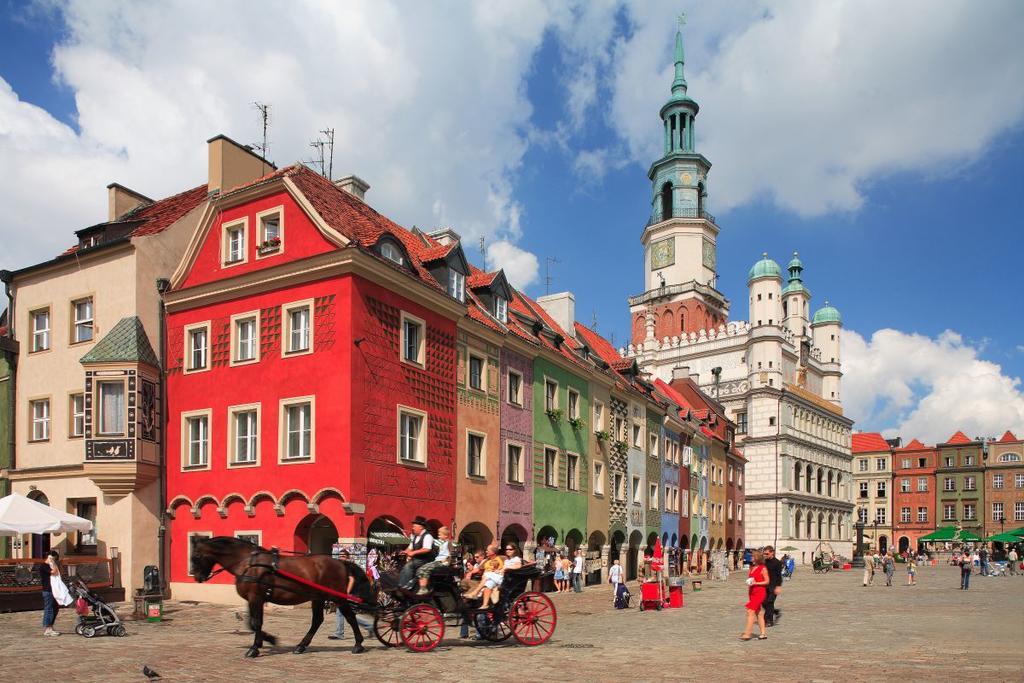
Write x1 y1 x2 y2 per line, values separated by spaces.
190 536 556 657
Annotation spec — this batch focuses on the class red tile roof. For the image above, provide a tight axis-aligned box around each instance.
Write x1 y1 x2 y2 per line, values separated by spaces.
851 432 891 453
998 430 1018 443
897 438 928 451
467 271 498 288
653 378 694 412
944 430 972 445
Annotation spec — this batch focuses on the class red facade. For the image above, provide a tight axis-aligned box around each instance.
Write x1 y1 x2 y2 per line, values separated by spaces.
891 439 936 553
164 170 459 592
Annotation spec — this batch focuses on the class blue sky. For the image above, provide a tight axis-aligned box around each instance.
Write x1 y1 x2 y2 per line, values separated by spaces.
1 1 1022 441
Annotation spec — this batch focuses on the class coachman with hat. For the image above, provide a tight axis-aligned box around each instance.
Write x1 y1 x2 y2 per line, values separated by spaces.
399 516 436 589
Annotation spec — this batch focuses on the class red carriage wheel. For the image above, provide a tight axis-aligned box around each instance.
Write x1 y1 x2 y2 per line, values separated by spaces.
480 613 513 642
399 604 445 653
509 592 556 646
373 606 403 648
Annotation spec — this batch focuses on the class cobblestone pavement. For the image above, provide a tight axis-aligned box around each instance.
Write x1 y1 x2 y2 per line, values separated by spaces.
1 565 1022 682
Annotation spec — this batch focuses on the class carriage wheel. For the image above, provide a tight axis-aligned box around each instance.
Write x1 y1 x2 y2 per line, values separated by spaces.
399 604 445 653
509 592 556 647
373 606 403 648
480 612 513 642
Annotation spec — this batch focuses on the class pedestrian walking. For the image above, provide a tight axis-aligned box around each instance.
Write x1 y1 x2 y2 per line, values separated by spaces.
863 552 875 586
553 553 566 592
572 549 585 593
960 552 972 590
762 545 783 627
979 546 989 576
739 550 770 641
1008 548 1018 576
328 549 371 640
883 552 895 587
906 554 917 586
38 550 72 636
609 559 624 604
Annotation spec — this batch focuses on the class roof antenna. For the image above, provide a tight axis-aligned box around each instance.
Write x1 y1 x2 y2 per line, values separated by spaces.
545 256 560 295
591 310 598 331
479 236 486 262
320 128 335 180
252 102 271 174
306 137 326 176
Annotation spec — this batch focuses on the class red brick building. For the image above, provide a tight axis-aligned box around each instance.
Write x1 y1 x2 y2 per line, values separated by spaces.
891 438 936 554
163 139 465 601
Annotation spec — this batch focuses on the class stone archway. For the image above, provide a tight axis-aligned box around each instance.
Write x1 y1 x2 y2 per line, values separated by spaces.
627 530 643 581
295 514 339 555
898 536 910 555
459 522 494 554
879 535 889 555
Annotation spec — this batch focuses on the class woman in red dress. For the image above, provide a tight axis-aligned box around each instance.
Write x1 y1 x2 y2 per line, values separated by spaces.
740 549 770 640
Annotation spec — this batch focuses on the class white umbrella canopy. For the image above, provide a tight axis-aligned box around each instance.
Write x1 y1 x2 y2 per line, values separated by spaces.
0 493 94 536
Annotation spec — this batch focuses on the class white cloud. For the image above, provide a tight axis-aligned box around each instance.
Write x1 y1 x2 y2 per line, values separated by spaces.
0 0 565 271
485 240 539 289
600 0 1024 216
842 328 1024 444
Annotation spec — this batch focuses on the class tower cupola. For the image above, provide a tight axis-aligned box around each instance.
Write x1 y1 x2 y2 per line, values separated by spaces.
782 251 811 339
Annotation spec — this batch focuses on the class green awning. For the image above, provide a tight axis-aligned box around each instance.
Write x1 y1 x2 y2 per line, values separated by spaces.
918 527 982 542
1007 527 1024 537
986 532 1023 543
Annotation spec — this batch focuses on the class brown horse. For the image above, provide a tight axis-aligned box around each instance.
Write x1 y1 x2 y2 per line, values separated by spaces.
190 536 372 657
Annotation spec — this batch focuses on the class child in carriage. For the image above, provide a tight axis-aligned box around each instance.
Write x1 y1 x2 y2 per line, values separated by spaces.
416 526 451 595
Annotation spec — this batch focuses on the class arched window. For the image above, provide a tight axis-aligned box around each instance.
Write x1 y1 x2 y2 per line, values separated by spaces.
805 464 813 493
794 510 802 539
806 512 813 539
697 181 705 216
793 463 802 492
660 182 673 221
817 469 824 495
999 452 1021 462
828 471 834 497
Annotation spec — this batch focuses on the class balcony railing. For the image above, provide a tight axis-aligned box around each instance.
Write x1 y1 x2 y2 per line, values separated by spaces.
647 207 717 227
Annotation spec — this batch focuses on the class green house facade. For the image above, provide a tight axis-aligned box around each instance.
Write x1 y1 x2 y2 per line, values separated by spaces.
532 355 590 552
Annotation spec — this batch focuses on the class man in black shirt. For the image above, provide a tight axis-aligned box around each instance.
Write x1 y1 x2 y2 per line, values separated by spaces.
762 545 783 627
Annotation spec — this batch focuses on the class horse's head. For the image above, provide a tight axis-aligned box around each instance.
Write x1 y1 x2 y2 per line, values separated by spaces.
190 538 219 582
191 536 251 582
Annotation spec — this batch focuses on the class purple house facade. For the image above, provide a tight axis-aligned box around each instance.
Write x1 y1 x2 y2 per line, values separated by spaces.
498 345 534 547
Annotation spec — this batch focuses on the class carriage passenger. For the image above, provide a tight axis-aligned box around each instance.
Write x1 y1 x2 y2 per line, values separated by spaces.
399 516 436 590
466 544 505 604
416 526 452 595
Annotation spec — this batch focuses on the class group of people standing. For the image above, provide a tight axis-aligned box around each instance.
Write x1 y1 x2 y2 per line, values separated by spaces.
861 551 909 587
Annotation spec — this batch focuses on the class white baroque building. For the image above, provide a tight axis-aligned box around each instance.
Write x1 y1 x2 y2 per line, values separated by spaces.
622 25 854 562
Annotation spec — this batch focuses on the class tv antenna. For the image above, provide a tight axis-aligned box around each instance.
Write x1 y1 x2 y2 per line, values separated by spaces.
479 236 486 261
591 310 598 331
252 102 271 172
544 256 560 295
306 138 326 176
319 128 335 180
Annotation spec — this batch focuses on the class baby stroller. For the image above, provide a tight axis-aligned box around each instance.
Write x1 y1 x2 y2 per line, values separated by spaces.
71 577 127 638
614 582 631 609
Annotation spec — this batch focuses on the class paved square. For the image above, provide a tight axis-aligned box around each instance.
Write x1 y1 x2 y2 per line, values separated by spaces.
1 565 1021 681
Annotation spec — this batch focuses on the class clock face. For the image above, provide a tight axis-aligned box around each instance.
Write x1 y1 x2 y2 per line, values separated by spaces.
702 239 716 269
651 238 675 270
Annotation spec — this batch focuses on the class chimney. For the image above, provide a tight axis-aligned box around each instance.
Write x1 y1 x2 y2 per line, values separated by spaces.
536 291 576 339
672 366 690 382
207 134 273 195
335 175 370 201
427 228 462 247
107 183 152 221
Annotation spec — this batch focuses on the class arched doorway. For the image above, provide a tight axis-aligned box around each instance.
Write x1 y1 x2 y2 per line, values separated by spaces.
610 530 626 566
565 529 584 555
646 531 659 553
587 531 606 586
27 490 51 558
660 182 673 221
295 514 339 555
536 525 558 547
879 535 889 555
627 530 643 581
500 524 528 551
458 522 494 554
898 536 910 554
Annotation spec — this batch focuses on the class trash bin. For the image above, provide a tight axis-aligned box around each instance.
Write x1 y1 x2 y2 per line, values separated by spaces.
668 584 684 608
145 598 162 622
691 580 702 592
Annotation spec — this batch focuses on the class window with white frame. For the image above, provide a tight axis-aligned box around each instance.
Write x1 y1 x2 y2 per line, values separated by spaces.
380 241 404 265
859 481 868 498
283 400 313 460
224 221 246 264
917 507 928 523
1000 452 1022 462
71 297 94 344
235 531 262 547
258 209 282 251
593 461 604 496
944 477 955 491
917 477 928 492
632 475 641 505
1016 474 1024 489
632 423 641 448
875 457 886 471
963 503 976 520
448 269 465 302
729 465 734 483
964 454 975 466
186 324 209 371
544 448 557 487
183 412 209 467
902 458 911 469
900 507 911 523
875 507 886 524
944 456 953 467
737 503 743 521
943 504 955 521
613 472 624 501
400 313 425 366
1015 502 1024 521
233 313 259 363
284 303 312 354
992 473 1003 489
877 480 887 498
544 379 558 412
566 453 579 491
230 407 259 465
567 388 579 420
30 308 50 352
992 502 1004 522
964 475 976 491
495 296 508 323
69 393 85 438
468 353 485 391
858 459 867 472
736 411 747 434
97 380 125 436
467 432 485 478
507 370 522 406
649 433 658 457
398 407 426 464
680 492 689 517
727 500 733 520
30 398 50 441
648 482 658 509
858 507 868 523
506 443 523 484
900 478 910 493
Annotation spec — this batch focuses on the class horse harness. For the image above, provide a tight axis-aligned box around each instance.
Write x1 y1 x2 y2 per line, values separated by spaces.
220 548 365 605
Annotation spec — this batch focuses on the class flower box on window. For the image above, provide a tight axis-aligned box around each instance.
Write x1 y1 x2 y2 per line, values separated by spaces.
258 237 282 255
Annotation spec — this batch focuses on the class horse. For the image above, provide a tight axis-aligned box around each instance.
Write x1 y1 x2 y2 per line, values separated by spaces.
190 536 372 657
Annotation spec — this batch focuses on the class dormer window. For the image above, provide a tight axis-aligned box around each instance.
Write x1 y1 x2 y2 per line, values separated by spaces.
448 269 465 302
380 241 404 265
257 207 283 256
495 296 508 323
